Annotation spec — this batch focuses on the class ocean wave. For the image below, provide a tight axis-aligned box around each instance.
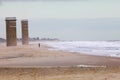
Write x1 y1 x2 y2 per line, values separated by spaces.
44 41 120 57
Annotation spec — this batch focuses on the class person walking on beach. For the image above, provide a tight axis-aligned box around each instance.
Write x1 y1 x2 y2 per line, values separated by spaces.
38 43 40 48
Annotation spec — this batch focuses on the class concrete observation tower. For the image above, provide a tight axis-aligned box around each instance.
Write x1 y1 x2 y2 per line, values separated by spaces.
21 19 29 45
5 17 17 46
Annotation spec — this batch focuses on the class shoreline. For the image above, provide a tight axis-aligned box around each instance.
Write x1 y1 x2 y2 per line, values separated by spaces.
0 42 120 67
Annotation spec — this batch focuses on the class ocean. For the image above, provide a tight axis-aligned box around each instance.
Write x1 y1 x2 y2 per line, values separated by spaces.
44 41 120 57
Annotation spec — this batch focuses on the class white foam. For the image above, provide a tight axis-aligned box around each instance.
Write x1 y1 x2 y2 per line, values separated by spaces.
44 41 120 58
76 65 106 68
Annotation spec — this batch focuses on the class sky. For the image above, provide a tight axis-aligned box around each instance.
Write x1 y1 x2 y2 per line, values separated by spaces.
0 0 120 40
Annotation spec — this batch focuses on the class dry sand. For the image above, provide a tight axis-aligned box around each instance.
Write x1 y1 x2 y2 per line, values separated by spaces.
0 67 120 80
0 42 120 80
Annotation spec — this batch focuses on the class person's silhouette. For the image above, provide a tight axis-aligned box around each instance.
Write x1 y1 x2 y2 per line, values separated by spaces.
38 43 40 48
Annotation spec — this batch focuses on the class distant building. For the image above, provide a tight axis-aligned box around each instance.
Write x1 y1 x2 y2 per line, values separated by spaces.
21 19 29 45
5 17 17 46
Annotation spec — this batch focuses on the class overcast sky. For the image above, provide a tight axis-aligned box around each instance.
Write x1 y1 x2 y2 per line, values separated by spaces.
0 0 120 40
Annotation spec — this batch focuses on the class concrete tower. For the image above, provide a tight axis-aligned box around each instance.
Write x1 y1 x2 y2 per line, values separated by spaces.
21 19 29 45
6 17 17 46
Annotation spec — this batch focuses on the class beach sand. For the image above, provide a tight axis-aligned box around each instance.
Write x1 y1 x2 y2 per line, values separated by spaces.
0 42 120 80
0 67 120 80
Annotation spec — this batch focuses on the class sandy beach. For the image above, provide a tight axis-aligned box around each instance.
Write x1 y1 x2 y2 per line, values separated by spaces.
0 42 120 80
0 42 120 67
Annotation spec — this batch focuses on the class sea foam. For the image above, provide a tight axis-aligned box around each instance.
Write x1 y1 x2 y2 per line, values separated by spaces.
44 41 120 57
